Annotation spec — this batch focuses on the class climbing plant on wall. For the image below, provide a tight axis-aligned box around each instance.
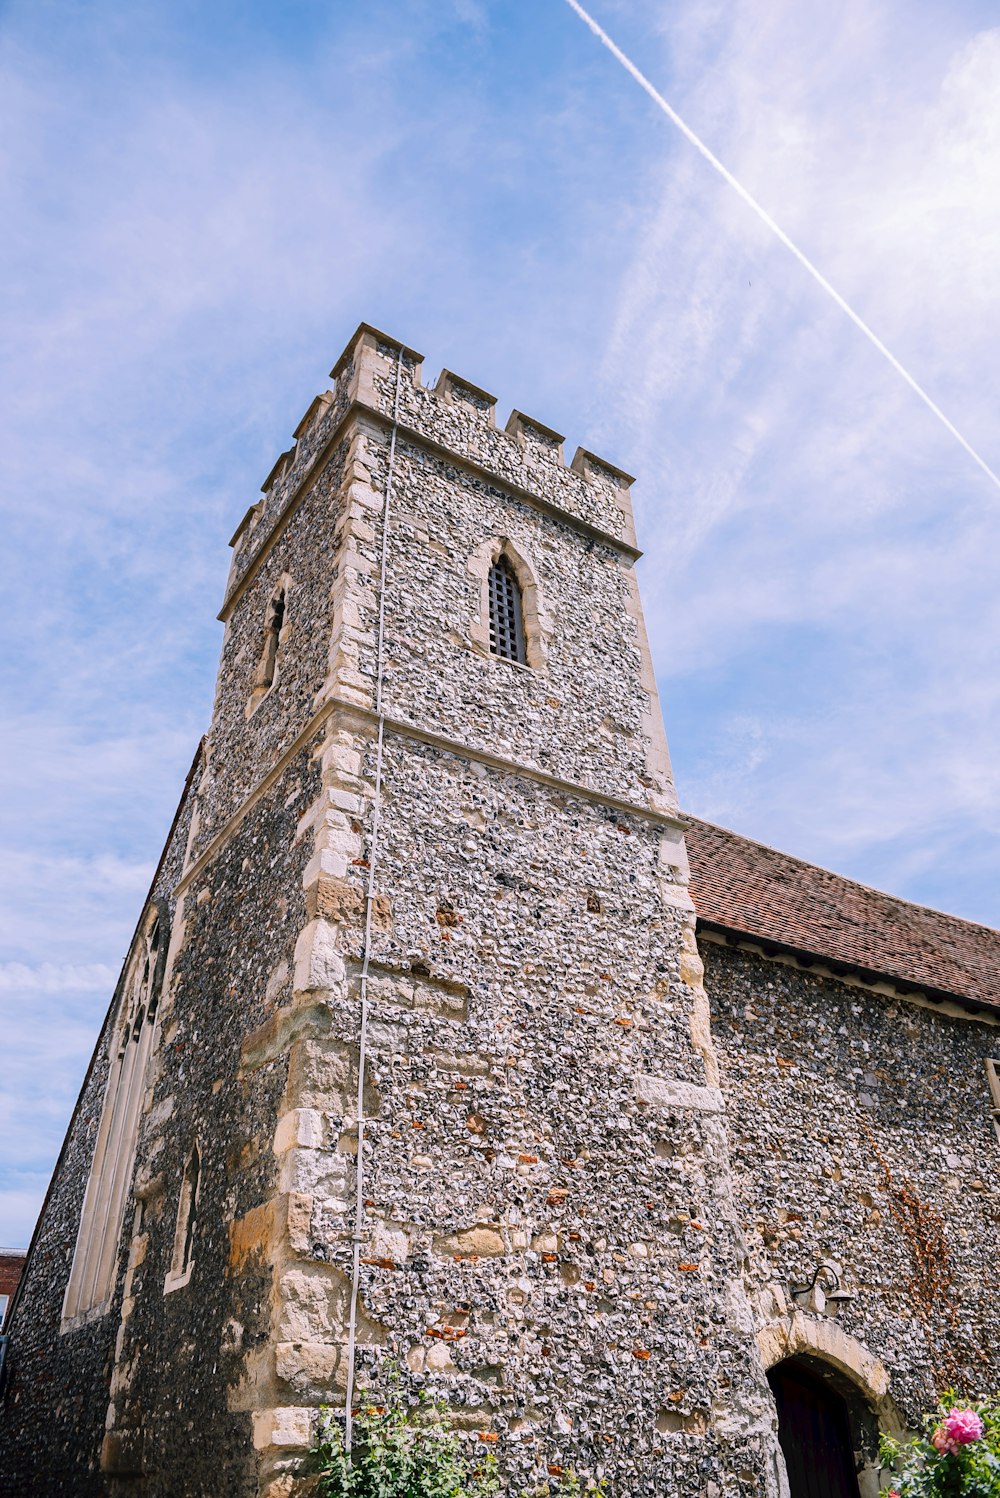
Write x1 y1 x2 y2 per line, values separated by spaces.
313 1356 504 1498
312 1366 605 1498
314 1389 498 1498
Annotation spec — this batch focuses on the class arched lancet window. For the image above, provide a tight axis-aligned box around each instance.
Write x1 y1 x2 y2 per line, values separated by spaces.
166 1143 201 1290
63 909 167 1325
488 555 526 664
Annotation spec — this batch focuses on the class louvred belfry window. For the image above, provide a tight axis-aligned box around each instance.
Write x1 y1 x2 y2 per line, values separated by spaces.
488 555 526 664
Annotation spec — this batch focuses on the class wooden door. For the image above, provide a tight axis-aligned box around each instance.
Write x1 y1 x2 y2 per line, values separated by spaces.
768 1360 861 1498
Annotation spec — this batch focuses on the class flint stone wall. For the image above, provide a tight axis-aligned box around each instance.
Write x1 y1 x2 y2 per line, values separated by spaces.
223 332 780 1497
706 939 1000 1427
98 745 320 1498
289 729 779 1496
365 431 655 805
0 328 783 1497
194 441 350 854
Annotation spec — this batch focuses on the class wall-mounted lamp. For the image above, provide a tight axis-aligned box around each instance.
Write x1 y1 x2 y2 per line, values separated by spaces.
790 1261 855 1318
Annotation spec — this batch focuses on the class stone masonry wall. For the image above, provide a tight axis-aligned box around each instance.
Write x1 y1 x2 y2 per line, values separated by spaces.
705 939 1000 1487
98 743 322 1498
0 344 352 1493
241 330 783 1497
268 730 781 1495
369 432 655 804
194 441 350 854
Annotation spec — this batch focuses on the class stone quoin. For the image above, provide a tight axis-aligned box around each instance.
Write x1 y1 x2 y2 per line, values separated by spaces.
2 324 998 1498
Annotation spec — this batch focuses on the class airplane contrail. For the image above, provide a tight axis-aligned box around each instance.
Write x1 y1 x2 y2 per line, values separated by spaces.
563 0 1000 494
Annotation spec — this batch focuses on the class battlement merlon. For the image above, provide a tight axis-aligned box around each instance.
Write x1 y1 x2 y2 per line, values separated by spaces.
434 368 498 417
222 323 640 617
338 323 639 551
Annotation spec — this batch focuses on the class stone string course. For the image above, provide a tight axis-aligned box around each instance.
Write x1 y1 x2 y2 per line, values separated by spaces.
2 324 998 1498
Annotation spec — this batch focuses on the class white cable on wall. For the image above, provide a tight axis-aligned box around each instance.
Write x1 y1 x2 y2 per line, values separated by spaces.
343 347 404 1451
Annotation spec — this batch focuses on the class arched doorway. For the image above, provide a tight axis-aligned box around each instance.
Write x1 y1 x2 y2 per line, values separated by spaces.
768 1357 861 1498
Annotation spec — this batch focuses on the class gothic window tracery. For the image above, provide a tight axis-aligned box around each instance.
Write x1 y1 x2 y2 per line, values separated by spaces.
62 908 167 1326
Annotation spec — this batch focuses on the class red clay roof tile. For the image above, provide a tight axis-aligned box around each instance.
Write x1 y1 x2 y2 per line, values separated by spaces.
684 816 1000 1012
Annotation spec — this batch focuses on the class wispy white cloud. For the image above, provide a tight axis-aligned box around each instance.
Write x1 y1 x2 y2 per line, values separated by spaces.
0 963 118 994
590 0 1000 921
567 0 1000 494
0 0 638 1244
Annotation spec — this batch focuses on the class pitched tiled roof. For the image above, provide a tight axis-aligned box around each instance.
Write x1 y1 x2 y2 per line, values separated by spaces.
683 815 1000 1014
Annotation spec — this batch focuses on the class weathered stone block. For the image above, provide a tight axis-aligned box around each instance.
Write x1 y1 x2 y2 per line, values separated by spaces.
252 1406 315 1451
276 1341 345 1398
314 878 392 931
433 1225 507 1258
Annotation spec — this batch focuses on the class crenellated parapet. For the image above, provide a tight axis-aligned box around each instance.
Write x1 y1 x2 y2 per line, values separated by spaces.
222 323 639 620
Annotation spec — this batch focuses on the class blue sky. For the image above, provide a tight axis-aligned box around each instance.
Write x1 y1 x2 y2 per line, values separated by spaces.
3 0 999 1245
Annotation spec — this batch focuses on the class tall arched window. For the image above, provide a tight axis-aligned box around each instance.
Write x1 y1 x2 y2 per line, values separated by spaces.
488 555 526 664
62 909 167 1325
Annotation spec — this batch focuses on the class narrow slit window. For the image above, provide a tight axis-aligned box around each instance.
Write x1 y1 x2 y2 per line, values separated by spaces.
167 1144 201 1290
488 556 526 664
259 587 286 691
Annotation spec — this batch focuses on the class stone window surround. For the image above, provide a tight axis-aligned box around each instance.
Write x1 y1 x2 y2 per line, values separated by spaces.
164 1141 201 1294
987 1058 1000 1142
247 573 293 718
466 535 552 672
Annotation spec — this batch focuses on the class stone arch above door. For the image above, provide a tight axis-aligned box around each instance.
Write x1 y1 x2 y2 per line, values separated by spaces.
759 1314 907 1497
757 1312 904 1435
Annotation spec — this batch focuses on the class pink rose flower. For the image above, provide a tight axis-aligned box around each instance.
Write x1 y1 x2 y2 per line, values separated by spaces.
931 1427 957 1455
943 1408 984 1445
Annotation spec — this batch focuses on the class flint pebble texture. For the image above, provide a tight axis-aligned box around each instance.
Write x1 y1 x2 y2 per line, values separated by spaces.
706 941 1000 1430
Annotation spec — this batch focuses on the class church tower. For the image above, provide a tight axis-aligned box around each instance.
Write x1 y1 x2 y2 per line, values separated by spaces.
1 326 781 1497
